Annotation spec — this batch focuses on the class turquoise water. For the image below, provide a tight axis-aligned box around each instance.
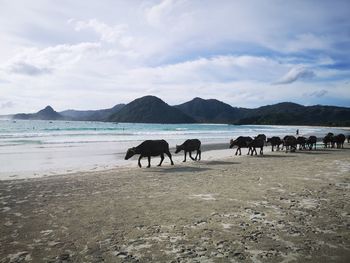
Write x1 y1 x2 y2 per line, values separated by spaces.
0 120 343 147
0 120 347 179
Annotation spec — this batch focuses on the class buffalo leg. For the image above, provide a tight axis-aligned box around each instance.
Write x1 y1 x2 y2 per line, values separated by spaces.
138 155 143 168
158 153 164 166
235 148 239 155
166 151 174 165
260 147 263 155
183 151 187 162
272 145 274 152
147 156 151 168
189 151 195 160
197 149 201 161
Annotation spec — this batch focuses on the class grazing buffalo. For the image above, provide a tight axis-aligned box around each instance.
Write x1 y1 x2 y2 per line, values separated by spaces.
229 136 253 155
248 137 264 156
125 140 174 168
323 133 334 148
296 136 307 150
283 135 297 153
267 136 282 152
333 134 346 149
175 139 201 162
306 136 317 150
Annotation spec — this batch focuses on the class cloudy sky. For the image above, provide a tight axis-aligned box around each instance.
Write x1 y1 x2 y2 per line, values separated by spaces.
0 0 350 114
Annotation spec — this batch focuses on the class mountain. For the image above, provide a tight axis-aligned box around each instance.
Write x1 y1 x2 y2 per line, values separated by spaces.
9 97 350 126
175 98 350 126
60 104 125 121
108 96 196 123
13 106 65 120
237 104 350 126
175 97 248 123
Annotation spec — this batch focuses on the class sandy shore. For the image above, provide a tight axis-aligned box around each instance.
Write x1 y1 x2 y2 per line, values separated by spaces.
0 145 350 262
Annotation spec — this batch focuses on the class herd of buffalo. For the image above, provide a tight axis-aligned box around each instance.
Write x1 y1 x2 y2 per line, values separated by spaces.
125 133 349 168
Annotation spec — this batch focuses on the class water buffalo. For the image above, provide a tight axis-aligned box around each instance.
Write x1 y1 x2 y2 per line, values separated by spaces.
267 136 282 152
283 135 297 153
248 137 264 156
125 140 174 168
296 136 307 150
323 133 334 148
256 134 267 145
229 136 253 155
333 134 346 149
175 139 201 162
306 136 317 150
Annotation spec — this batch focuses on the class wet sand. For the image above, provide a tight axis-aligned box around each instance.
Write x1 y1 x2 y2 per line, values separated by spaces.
0 145 350 262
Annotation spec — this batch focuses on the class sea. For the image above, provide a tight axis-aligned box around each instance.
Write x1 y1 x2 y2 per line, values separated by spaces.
0 119 348 179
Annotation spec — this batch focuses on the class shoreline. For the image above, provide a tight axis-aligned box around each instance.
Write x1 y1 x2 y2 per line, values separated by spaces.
0 134 346 181
0 142 245 181
1 121 348 181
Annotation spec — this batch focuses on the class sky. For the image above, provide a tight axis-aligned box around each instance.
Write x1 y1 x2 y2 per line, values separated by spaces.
0 0 350 114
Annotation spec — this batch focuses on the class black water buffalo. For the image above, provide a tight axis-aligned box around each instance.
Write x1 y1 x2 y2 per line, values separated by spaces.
125 140 174 168
267 136 282 152
283 135 297 152
323 133 334 148
229 136 253 155
296 136 307 150
175 139 201 162
333 134 346 149
248 137 264 156
256 134 267 145
306 136 317 150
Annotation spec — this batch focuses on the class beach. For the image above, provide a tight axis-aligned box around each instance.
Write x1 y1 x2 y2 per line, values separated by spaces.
1 144 349 262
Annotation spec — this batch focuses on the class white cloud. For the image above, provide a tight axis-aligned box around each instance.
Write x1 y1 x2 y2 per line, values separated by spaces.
274 67 315 85
10 62 52 76
284 34 330 53
68 18 133 47
3 42 101 76
0 101 14 109
145 0 182 27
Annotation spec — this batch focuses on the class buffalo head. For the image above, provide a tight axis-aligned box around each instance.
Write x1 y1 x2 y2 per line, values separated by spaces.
175 145 182 154
125 147 136 160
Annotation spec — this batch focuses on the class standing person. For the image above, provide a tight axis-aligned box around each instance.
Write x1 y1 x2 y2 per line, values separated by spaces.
296 129 299 135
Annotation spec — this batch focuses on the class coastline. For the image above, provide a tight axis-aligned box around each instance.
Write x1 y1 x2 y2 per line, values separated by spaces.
1 121 348 180
1 144 349 262
0 142 248 181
